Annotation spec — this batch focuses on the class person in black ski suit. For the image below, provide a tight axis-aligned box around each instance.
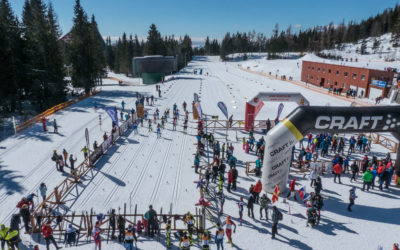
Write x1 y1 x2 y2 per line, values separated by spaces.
271 206 282 239
110 209 116 240
20 204 31 233
10 214 21 232
247 194 255 219
314 176 322 195
118 215 125 242
231 166 238 191
146 205 157 237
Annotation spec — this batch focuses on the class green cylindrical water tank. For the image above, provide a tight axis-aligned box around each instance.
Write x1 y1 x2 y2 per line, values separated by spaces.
141 73 164 84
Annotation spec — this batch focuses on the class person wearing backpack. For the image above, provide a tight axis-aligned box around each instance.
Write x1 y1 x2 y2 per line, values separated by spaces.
259 193 271 220
350 161 359 182
271 206 282 239
348 187 357 212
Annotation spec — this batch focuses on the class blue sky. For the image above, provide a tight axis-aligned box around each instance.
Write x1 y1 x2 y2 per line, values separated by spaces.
10 0 400 43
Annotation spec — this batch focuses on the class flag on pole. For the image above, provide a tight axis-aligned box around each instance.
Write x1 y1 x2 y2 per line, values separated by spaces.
276 103 284 120
272 185 280 203
105 107 119 127
217 101 228 119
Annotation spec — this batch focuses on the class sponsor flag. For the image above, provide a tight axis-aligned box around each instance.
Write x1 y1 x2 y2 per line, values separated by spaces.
276 103 284 120
195 102 202 118
298 186 305 200
272 184 280 203
105 107 118 127
217 101 228 119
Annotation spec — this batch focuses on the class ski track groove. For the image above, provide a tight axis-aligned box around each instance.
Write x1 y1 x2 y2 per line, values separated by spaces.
172 131 187 205
0 115 102 222
102 129 151 208
77 134 136 209
148 130 174 205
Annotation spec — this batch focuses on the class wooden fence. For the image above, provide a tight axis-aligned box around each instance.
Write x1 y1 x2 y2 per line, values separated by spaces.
369 133 399 153
16 91 100 133
30 114 136 232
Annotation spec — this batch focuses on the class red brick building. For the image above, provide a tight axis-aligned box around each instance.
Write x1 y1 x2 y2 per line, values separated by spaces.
301 61 395 99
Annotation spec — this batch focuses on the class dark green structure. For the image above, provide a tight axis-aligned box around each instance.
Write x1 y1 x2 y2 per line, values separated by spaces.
132 56 177 84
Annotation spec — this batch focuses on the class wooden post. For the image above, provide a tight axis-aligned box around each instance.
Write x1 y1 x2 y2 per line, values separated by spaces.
54 187 61 204
73 169 79 183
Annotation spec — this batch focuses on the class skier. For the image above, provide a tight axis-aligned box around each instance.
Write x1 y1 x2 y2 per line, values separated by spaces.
259 193 271 220
81 146 88 159
183 101 187 112
62 149 68 166
92 221 103 250
65 223 77 247
121 100 125 111
51 150 60 170
109 209 116 240
201 230 211 250
179 231 192 250
118 215 126 242
253 180 262 204
0 224 9 250
4 229 19 250
348 187 357 212
184 212 195 239
58 154 65 172
247 194 255 219
215 224 224 250
69 154 77 172
237 197 245 226
362 169 373 191
231 166 238 191
227 168 233 193
20 204 30 233
148 119 152 132
26 193 37 210
145 205 157 237
157 124 161 138
53 119 58 134
271 206 282 239
333 163 343 184
224 216 236 246
42 221 60 250
287 178 297 201
313 194 324 224
124 224 137 250
306 207 317 227
350 161 359 182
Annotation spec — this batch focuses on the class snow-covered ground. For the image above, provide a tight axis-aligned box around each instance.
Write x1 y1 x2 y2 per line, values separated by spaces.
1 56 399 249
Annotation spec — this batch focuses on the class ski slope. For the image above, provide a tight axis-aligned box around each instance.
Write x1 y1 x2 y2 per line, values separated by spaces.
1 56 399 249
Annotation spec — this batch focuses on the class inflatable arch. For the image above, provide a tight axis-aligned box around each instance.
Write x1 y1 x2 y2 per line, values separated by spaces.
262 105 400 193
244 92 310 131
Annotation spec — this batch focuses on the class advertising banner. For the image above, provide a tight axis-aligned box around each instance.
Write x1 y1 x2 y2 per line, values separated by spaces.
106 107 119 127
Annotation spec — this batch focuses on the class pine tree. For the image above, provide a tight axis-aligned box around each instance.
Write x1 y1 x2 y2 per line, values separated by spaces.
204 36 210 55
88 15 106 85
145 23 164 55
0 0 23 113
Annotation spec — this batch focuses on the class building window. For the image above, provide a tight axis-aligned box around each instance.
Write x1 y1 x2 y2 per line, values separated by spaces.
317 77 319 81
312 67 314 70
343 83 346 88
361 74 365 80
311 76 313 79
336 70 339 75
322 68 325 73
327 79 330 84
307 74 309 79
344 72 348 77
353 73 357 79
328 69 331 73
308 66 310 70
317 67 320 72
335 81 338 86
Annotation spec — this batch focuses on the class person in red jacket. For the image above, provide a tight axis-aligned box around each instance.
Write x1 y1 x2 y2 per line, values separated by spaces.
227 168 233 193
253 180 262 204
16 197 30 211
286 178 297 201
42 221 60 250
333 163 343 184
